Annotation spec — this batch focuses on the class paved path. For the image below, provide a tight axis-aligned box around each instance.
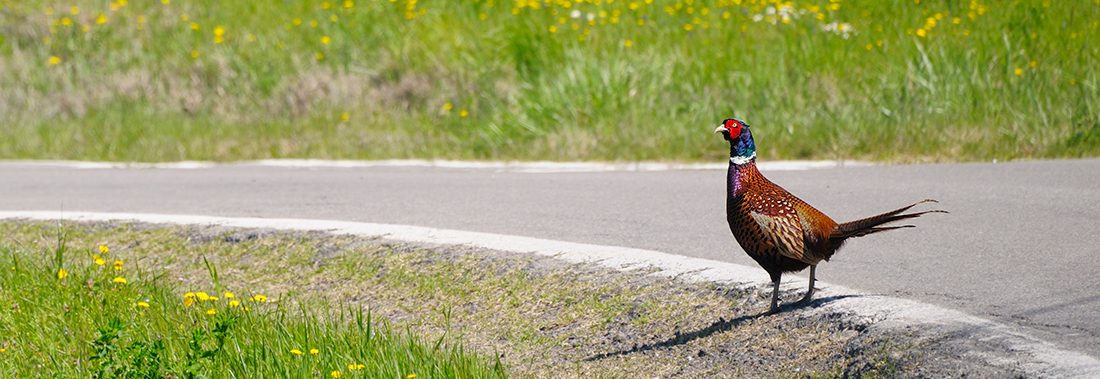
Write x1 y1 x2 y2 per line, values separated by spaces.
3 159 1099 359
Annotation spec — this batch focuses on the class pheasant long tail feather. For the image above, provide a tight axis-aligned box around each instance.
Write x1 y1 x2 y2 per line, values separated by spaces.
830 199 947 240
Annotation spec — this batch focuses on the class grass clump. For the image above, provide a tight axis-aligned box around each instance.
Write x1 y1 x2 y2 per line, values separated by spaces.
0 0 1097 163
0 226 506 378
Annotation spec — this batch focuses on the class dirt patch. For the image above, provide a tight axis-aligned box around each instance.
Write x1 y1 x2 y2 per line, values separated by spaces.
2 220 1024 378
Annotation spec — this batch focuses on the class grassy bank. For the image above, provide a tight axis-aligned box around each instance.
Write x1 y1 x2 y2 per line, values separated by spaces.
0 222 505 378
0 220 1024 378
1 0 1098 162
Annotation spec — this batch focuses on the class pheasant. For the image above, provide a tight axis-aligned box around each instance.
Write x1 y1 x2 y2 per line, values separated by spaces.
714 118 946 314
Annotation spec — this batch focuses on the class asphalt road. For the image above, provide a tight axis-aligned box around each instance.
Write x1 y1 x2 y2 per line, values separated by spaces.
3 159 1099 359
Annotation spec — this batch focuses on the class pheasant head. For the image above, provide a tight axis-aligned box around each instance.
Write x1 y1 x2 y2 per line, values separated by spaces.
714 118 756 165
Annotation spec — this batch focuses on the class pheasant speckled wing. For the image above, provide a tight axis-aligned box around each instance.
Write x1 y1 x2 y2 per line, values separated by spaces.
745 191 811 265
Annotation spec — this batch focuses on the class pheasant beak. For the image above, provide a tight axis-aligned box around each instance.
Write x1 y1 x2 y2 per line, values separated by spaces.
713 125 728 134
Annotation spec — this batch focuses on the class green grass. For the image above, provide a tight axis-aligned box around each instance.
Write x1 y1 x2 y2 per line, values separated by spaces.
0 0 1096 163
0 225 506 378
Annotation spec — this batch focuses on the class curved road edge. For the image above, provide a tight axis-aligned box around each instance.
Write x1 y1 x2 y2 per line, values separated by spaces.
3 210 1097 378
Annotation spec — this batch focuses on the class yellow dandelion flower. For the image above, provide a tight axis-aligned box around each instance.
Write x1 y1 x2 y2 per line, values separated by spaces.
49 56 60 65
293 18 302 26
916 28 927 37
57 268 68 279
310 19 318 27
341 112 350 121
181 14 189 21
549 25 558 33
114 261 123 270
61 17 72 26
865 43 873 50
316 52 324 60
330 15 338 22
46 6 55 15
95 258 105 265
252 294 268 302
322 36 331 44
407 374 416 379
323 1 333 9
479 13 487 20
196 292 210 301
459 110 468 117
345 0 355 8
137 302 150 307
349 363 367 370
1029 60 1037 68
215 35 224 43
71 6 80 15
184 292 196 298
224 292 235 299
190 22 199 30
206 308 216 315
229 300 240 307
684 23 693 31
443 103 453 111
99 245 109 253
331 371 342 378
1015 68 1023 76
113 277 127 284
185 298 195 307
310 348 319 354
624 39 633 47
162 0 170 4
828 3 840 10
637 19 645 26
291 349 304 355
214 26 225 36
953 17 961 24
96 14 107 24
247 34 256 42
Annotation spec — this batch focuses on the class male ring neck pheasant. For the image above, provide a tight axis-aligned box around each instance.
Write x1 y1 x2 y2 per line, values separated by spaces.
715 118 945 314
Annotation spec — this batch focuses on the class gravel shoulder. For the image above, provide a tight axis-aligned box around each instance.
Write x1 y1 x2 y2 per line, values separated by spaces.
2 220 1027 378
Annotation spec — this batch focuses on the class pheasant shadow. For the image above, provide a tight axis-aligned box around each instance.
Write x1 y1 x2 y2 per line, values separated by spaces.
583 293 859 362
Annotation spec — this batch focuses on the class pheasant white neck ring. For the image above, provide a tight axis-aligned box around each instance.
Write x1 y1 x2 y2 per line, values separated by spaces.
730 152 756 166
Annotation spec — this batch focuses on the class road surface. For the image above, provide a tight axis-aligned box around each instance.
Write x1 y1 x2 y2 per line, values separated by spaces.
3 158 1099 359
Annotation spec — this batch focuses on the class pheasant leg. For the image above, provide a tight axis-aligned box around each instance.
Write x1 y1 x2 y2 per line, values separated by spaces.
766 277 782 314
798 265 816 305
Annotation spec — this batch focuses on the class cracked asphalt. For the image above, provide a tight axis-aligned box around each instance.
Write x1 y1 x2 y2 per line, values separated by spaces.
2 158 1099 360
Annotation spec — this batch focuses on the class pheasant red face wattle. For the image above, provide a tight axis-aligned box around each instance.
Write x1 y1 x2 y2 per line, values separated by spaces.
723 119 742 136
714 119 743 139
